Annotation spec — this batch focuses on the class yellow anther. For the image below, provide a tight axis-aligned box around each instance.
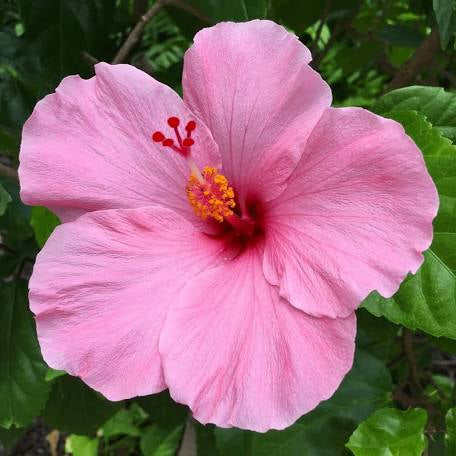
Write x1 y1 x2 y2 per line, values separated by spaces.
186 167 236 222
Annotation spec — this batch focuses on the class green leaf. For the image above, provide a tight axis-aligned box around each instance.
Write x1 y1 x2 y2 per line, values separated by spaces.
374 86 456 142
194 423 220 456
65 435 99 456
334 42 382 75
43 375 121 435
0 183 11 216
0 178 32 248
30 206 60 247
433 0 456 48
140 423 184 456
315 350 392 423
45 368 66 382
17 0 117 84
0 127 19 158
215 428 252 456
140 11 189 73
136 391 187 455
102 407 143 439
356 308 399 360
248 418 354 456
0 280 51 428
0 236 37 279
137 391 188 427
446 408 456 455
364 110 456 339
346 408 428 456
431 336 456 354
216 350 391 456
424 374 454 409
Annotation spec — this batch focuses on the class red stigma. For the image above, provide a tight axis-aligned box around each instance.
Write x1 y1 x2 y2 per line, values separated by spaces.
167 117 180 128
152 131 165 142
185 121 196 132
151 116 197 157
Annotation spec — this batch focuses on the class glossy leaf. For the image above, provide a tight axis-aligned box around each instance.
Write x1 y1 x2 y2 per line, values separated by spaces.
140 423 184 456
346 408 428 456
44 375 121 436
0 280 50 428
65 435 99 456
374 86 456 142
45 368 66 382
364 110 456 339
102 406 146 439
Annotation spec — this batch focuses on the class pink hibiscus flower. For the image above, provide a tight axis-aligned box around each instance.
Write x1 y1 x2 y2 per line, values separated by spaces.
19 20 438 432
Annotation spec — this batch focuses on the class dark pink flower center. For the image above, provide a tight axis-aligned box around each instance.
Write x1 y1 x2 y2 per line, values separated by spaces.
152 116 262 242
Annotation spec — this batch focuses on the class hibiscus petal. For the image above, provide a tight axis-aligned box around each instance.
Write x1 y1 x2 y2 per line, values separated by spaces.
160 247 356 432
182 20 331 205
263 107 439 319
19 63 219 222
29 206 234 400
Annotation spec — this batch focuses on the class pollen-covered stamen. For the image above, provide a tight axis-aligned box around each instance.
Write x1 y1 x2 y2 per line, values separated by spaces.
151 116 196 157
187 167 236 223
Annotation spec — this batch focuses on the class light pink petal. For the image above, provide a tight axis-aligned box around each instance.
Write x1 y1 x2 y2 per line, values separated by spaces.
183 20 331 205
29 206 234 400
263 107 439 319
159 246 356 432
19 63 219 222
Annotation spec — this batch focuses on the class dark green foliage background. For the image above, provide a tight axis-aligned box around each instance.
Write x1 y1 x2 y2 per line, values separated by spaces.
1 0 456 455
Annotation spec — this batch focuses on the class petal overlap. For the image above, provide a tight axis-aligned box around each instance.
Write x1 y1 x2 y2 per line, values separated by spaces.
263 107 438 319
29 206 234 400
183 20 332 205
160 246 356 432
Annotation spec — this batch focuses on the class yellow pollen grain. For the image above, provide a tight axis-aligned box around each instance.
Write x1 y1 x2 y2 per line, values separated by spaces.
186 166 236 223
